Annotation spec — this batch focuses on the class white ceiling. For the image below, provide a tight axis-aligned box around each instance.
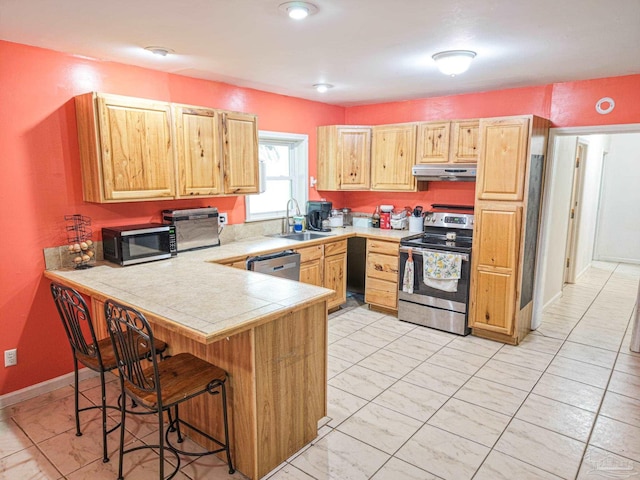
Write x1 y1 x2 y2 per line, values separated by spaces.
1 0 639 106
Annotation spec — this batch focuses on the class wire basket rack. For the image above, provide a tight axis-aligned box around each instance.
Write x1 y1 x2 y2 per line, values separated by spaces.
65 214 95 269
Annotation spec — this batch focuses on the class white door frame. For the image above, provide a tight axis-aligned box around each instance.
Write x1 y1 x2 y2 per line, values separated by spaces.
531 123 640 329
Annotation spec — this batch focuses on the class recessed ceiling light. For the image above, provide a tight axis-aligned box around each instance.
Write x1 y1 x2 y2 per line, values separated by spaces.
144 46 173 57
279 2 318 20
432 50 476 76
313 83 333 93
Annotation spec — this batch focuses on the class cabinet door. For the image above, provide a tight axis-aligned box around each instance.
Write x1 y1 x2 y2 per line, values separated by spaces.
451 120 479 163
317 126 370 191
324 252 347 309
300 259 323 287
174 106 222 196
477 118 530 201
96 94 175 201
469 203 522 336
371 124 417 191
338 127 371 190
222 112 259 194
296 245 324 287
416 122 450 164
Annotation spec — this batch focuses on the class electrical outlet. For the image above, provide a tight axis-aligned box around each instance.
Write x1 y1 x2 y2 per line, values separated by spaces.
219 212 228 225
4 349 17 367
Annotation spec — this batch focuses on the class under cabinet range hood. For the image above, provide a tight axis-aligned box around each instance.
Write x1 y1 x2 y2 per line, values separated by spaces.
412 164 477 182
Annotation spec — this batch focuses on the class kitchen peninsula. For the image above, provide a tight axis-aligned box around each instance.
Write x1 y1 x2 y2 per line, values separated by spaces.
44 246 335 480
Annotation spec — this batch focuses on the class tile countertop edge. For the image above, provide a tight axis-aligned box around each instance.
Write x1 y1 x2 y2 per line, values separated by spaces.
42 227 412 345
43 268 334 345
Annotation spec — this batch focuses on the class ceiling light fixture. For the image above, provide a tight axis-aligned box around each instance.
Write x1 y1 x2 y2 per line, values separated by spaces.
313 83 333 93
279 2 318 20
432 50 476 76
144 46 173 57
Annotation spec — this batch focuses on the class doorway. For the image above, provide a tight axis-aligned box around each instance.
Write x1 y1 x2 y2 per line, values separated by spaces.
563 142 588 285
532 123 640 329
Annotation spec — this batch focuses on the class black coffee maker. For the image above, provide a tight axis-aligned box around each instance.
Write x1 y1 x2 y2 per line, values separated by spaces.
307 201 332 231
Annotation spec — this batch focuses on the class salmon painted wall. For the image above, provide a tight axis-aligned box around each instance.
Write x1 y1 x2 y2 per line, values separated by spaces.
0 40 344 395
2 36 639 396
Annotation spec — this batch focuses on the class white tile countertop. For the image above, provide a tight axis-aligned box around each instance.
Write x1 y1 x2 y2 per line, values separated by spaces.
44 226 417 344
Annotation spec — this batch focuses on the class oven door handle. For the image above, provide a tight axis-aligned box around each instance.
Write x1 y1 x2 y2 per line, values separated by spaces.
400 246 469 262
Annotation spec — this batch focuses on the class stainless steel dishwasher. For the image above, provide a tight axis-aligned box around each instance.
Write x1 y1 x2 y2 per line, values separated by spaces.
246 250 301 281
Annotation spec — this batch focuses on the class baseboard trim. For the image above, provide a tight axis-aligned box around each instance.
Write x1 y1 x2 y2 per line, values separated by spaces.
542 290 563 311
0 368 98 409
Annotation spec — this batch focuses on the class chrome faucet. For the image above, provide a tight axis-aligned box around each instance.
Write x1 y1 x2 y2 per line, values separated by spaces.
284 198 301 233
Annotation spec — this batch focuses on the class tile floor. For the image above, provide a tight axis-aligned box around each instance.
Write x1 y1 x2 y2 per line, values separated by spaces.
1 261 639 479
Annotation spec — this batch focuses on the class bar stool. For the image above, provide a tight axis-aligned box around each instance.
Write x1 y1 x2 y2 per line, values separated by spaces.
50 282 167 463
104 299 234 480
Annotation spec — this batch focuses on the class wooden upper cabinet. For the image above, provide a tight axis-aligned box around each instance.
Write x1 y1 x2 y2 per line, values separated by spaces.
371 123 417 191
317 125 371 190
450 120 480 163
416 120 479 164
476 117 530 201
173 105 222 197
416 122 450 163
75 92 175 202
222 112 259 194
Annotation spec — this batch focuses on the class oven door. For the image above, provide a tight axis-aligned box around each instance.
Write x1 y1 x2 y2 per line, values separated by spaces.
398 246 471 313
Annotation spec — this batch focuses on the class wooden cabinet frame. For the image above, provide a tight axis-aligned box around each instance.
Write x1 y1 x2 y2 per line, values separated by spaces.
75 92 259 203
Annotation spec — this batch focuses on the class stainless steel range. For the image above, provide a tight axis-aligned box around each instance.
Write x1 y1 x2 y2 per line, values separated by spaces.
398 209 474 335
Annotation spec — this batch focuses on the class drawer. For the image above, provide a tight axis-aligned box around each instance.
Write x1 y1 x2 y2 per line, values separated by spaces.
367 239 399 256
295 244 323 263
324 239 347 257
365 277 398 309
366 252 399 283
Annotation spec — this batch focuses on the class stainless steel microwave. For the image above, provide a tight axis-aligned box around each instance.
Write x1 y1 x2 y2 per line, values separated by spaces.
102 223 177 266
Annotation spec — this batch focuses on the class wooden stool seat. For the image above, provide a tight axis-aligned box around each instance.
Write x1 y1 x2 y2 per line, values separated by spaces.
126 353 226 409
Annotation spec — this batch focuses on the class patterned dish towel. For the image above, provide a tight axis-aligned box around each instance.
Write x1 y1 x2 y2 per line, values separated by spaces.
423 251 462 292
402 249 414 294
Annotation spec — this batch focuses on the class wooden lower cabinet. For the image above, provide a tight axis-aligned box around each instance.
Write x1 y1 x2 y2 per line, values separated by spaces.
296 245 323 287
365 239 399 310
296 241 347 310
324 240 347 310
469 203 522 337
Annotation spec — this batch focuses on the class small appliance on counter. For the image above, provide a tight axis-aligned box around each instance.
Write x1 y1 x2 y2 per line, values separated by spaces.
307 201 332 232
329 209 344 228
162 207 220 252
102 223 177 266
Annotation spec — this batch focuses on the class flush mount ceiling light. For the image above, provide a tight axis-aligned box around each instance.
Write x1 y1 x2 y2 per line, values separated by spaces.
432 50 476 76
313 83 333 93
279 1 318 20
144 46 173 57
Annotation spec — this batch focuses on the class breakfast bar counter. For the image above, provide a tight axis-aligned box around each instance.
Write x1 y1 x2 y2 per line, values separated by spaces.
44 253 334 480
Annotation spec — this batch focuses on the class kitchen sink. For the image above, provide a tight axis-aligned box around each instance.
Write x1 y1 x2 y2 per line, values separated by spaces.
267 232 334 241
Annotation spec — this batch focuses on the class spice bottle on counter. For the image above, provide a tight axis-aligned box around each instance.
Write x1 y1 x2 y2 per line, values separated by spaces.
372 206 381 228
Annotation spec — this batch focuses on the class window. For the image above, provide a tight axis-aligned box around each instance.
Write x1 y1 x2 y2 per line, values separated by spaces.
245 131 308 222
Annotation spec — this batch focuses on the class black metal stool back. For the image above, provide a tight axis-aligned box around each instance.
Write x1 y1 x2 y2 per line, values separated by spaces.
105 300 162 408
50 282 113 463
105 299 234 480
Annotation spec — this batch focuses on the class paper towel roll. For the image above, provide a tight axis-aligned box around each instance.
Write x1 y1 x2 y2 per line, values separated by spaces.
409 216 423 232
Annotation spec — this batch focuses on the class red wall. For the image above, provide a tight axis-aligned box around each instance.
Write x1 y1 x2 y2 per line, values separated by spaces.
0 41 344 395
1 38 639 396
